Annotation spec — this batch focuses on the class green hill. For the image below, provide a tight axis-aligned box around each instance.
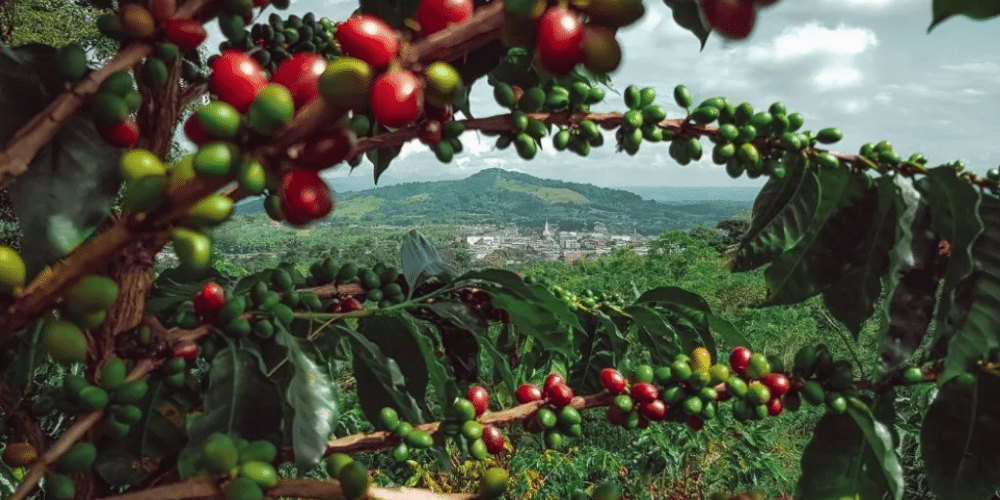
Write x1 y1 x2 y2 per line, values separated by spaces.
234 168 754 235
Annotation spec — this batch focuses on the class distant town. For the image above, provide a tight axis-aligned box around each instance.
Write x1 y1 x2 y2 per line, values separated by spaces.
458 221 651 265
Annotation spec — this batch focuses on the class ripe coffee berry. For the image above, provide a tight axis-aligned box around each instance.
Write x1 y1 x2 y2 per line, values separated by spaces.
730 346 752 375
630 382 659 404
515 383 543 404
545 383 574 408
467 385 489 416
543 373 565 393
599 368 626 395
481 425 504 454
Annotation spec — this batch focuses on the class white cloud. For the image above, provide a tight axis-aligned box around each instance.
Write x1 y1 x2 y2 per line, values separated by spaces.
813 65 863 90
747 23 879 63
816 0 922 9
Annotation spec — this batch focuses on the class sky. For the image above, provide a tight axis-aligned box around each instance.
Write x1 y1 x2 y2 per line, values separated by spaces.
182 0 1000 191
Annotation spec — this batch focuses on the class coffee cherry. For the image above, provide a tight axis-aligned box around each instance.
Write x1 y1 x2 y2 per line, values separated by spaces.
195 281 226 315
334 15 399 69
419 120 444 146
172 342 198 363
546 382 574 408
467 385 490 416
699 0 756 40
745 353 771 379
280 169 334 226
297 127 357 171
370 69 424 128
271 53 328 110
417 0 474 35
543 373 565 393
729 346 752 375
766 397 783 416
423 61 462 108
536 7 584 75
2 442 38 467
515 383 543 404
479 467 509 500
599 368 626 394
120 4 156 39
165 19 207 50
481 425 504 454
318 57 374 111
761 372 790 397
100 119 140 148
210 50 267 114
639 400 667 421
630 382 658 404
687 416 704 432
581 24 621 75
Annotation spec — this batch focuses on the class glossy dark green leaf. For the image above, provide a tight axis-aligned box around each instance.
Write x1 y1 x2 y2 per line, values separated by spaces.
569 308 628 394
824 175 901 337
916 167 983 334
183 347 284 452
797 411 898 500
763 168 869 305
708 313 751 350
847 404 905 500
489 291 576 360
338 325 426 425
624 304 680 361
662 0 710 49
634 286 716 360
427 301 515 391
921 372 1000 500
735 155 816 272
458 269 584 332
940 195 1000 383
357 315 431 414
370 144 402 185
274 328 339 472
400 230 456 296
929 0 1000 31
0 44 120 280
405 313 460 408
877 176 942 372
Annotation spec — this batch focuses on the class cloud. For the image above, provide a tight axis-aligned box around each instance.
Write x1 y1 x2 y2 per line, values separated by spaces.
813 65 863 90
746 23 879 63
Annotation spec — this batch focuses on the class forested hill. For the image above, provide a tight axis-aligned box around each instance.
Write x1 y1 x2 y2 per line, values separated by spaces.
235 168 756 235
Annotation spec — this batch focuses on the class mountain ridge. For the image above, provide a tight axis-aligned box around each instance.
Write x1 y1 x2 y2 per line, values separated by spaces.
235 168 757 235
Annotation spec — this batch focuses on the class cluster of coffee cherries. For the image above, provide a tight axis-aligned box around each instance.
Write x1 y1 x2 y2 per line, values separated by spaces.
515 374 582 449
523 275 627 311
239 13 341 75
500 0 645 76
185 433 280 500
488 78 608 160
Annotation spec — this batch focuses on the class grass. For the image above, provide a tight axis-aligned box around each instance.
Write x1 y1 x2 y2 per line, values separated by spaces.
496 178 589 205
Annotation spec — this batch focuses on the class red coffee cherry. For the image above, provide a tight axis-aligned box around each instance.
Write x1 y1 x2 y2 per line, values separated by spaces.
599 368 626 395
467 385 490 416
515 383 543 404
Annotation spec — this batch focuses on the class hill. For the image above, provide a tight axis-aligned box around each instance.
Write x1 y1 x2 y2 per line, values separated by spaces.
234 168 756 235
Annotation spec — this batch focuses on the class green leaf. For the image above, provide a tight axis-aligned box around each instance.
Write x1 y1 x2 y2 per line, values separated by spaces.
921 372 1000 500
735 155 818 272
400 230 456 296
763 168 869 305
929 0 1000 31
708 313 751 350
634 286 716 360
847 405 905 500
370 145 403 185
489 291 576 360
404 313 459 408
569 309 627 394
357 315 432 415
877 176 942 372
940 196 1000 383
458 269 584 333
426 301 514 391
916 166 983 335
274 328 339 473
797 412 897 500
624 304 680 361
662 0 710 49
183 347 284 453
824 175 901 336
338 325 426 425
358 0 420 29
0 44 121 280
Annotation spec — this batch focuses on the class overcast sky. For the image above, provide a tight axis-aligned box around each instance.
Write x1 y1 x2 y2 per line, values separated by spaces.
182 0 1000 190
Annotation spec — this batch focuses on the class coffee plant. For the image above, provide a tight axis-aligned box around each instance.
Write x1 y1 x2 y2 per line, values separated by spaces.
0 0 999 498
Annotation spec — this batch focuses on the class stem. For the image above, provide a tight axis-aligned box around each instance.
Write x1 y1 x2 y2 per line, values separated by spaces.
821 310 867 379
96 477 479 500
